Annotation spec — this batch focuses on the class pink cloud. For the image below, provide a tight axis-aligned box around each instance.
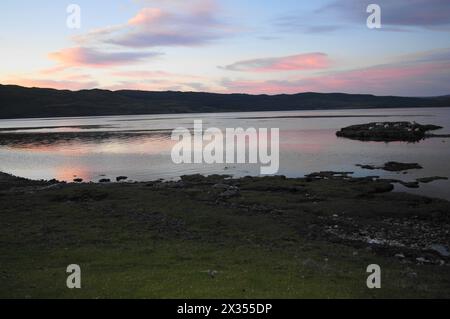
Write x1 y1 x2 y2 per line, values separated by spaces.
221 57 450 96
39 65 69 75
110 70 204 80
75 1 229 48
222 53 330 72
48 47 161 68
111 70 173 78
128 8 167 25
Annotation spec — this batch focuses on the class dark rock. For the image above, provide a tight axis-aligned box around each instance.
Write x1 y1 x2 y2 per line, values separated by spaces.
356 164 377 170
371 182 395 193
379 178 421 189
171 181 187 188
116 176 128 182
99 178 111 183
219 187 240 198
180 174 206 184
425 133 450 138
383 162 422 171
398 181 420 189
416 176 448 183
357 161 422 172
73 178 83 183
305 171 353 179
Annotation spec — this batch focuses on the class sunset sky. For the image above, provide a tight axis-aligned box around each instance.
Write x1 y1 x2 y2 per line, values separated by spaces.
1 0 449 96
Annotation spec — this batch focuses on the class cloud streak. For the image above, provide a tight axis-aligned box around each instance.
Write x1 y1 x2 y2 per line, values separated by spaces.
221 53 330 72
48 47 162 68
221 49 450 96
111 70 204 80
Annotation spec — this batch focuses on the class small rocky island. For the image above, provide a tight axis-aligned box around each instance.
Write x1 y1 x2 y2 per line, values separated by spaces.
336 121 444 142
357 161 423 172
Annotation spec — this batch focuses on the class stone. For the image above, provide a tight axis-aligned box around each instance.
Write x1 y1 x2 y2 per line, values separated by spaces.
416 257 430 264
430 244 450 257
219 188 240 198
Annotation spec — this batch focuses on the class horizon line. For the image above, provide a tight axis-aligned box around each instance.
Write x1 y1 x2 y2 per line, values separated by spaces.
2 83 449 99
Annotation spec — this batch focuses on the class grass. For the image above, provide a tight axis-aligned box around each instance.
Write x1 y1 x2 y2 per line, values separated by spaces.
0 175 449 298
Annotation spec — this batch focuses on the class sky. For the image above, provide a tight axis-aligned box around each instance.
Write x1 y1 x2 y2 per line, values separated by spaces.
1 0 449 96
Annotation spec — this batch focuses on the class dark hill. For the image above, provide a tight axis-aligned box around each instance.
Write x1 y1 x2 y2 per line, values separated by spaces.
0 84 449 119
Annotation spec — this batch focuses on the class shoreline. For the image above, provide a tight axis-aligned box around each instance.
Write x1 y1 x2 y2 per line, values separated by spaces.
2 166 449 200
1 104 450 122
1 170 449 298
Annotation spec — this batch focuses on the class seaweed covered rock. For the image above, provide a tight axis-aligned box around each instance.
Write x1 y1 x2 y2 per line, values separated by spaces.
336 121 442 142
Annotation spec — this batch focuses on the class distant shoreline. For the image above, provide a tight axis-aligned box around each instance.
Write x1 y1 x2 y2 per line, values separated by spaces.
1 84 450 120
1 105 449 121
0 112 438 123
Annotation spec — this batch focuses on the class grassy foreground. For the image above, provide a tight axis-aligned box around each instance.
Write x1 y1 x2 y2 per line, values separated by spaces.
0 172 449 298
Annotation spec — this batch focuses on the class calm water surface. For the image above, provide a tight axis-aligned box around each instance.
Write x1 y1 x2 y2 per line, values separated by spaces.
0 107 449 200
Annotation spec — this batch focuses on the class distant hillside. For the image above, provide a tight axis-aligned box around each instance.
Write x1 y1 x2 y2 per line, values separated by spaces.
1 84 449 119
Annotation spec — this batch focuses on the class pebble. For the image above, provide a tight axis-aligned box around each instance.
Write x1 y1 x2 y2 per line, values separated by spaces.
416 257 430 264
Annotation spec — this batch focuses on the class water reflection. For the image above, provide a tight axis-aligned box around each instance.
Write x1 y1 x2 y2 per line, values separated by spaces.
0 107 449 200
0 131 172 150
